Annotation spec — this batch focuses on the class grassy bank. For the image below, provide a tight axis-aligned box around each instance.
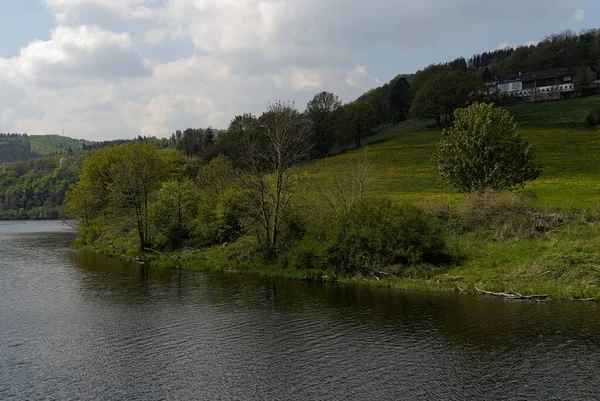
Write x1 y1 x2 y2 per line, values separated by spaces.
122 216 600 300
78 96 600 301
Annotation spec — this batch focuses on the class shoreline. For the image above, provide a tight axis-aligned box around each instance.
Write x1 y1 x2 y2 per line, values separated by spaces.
79 245 600 302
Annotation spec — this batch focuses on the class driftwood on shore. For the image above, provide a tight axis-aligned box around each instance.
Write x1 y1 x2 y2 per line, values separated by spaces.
475 287 551 302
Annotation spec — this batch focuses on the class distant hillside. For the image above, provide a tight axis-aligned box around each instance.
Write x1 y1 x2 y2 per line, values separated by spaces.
0 133 93 164
29 135 91 155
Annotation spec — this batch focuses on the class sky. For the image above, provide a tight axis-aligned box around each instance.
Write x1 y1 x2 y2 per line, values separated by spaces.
0 0 597 140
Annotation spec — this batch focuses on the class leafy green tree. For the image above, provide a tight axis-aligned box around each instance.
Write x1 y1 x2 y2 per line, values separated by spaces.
110 143 172 250
388 78 412 124
306 91 342 157
410 70 482 126
342 102 377 147
153 178 200 249
436 103 540 192
211 114 260 166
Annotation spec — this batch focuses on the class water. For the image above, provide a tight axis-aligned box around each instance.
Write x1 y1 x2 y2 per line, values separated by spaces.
1 221 599 400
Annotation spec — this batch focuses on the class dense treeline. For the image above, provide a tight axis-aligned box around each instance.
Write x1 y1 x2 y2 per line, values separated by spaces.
353 29 600 127
0 154 85 219
29 135 91 155
469 29 600 77
0 134 39 163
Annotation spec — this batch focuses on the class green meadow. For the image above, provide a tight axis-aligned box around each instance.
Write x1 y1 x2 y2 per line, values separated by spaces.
309 96 600 209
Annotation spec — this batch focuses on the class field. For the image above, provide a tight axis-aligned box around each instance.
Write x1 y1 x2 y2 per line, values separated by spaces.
310 95 600 209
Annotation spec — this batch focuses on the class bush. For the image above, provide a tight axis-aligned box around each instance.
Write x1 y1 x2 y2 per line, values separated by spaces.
287 221 333 270
288 198 447 274
456 191 568 240
585 108 600 127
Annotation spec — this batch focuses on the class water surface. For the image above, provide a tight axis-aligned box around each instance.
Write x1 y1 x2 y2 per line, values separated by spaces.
1 221 599 400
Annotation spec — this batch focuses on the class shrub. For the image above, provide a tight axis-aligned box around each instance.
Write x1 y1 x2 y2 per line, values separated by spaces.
328 198 446 274
287 221 333 270
456 191 568 240
585 108 600 127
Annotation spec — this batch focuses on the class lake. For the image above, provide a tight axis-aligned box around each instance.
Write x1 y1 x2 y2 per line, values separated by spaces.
1 221 599 400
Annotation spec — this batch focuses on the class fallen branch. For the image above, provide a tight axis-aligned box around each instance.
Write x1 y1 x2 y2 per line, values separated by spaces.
573 298 596 302
475 287 550 301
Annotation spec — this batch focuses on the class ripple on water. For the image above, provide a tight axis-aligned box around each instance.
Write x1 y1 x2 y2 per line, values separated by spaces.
1 221 600 400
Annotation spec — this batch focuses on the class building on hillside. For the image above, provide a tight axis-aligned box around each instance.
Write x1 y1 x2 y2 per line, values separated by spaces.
487 67 598 101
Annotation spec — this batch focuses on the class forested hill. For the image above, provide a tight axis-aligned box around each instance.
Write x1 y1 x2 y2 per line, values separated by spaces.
0 133 91 163
0 153 85 220
29 135 91 156
354 29 600 126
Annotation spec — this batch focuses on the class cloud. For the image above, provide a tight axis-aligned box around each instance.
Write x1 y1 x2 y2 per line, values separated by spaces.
0 0 586 139
493 41 511 51
573 9 586 22
0 108 14 128
0 25 150 86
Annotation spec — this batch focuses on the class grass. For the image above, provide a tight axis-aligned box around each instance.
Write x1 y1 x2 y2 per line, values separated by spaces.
94 96 600 300
307 98 600 209
507 94 600 128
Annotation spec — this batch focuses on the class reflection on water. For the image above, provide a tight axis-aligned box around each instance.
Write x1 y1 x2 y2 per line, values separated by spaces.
0 221 599 400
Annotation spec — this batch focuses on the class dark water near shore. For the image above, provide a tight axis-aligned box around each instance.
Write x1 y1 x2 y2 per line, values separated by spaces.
1 221 600 400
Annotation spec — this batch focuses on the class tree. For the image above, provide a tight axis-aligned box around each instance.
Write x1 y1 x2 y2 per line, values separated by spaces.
177 128 204 157
410 70 483 125
241 101 313 257
306 91 342 157
342 102 377 147
436 103 540 192
388 78 412 124
212 114 259 166
109 144 172 250
153 178 199 249
574 67 594 97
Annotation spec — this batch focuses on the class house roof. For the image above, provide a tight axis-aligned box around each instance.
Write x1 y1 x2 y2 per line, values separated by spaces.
520 68 576 82
487 67 580 85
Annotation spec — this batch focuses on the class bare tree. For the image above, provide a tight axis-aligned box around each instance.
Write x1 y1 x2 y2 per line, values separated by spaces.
318 149 371 225
241 101 313 257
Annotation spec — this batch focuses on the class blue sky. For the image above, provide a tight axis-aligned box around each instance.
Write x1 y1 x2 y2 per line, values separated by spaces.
0 0 597 139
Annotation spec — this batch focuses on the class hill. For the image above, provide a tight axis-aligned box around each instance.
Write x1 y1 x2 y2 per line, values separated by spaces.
29 135 91 155
0 133 93 164
309 95 600 209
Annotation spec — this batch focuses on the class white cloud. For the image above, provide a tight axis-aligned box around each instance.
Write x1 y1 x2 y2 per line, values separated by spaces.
0 25 150 85
0 108 15 128
0 0 586 139
573 9 586 22
523 40 539 47
493 41 511 51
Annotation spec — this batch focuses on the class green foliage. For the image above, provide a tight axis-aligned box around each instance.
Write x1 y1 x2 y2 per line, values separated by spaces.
388 78 412 124
436 103 541 192
585 108 600 127
29 135 91 155
153 179 200 250
306 91 342 157
410 70 483 125
288 199 446 275
66 143 180 249
0 154 84 219
340 102 377 147
0 133 37 163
